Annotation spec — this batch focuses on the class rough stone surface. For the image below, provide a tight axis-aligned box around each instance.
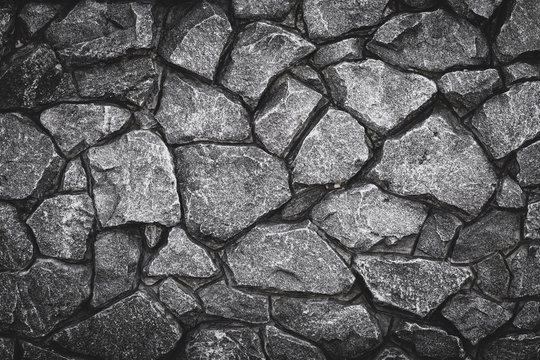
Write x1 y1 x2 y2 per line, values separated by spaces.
481 333 540 360
61 158 87 192
0 1 14 58
415 211 462 259
517 140 540 187
19 2 63 36
144 224 163 248
0 338 14 360
474 253 510 299
526 201 540 240
514 301 540 330
374 347 413 360
507 244 540 298
503 62 540 85
158 278 201 319
21 342 75 360
233 0 297 19
448 0 503 20
281 186 326 221
496 176 525 208
289 64 327 94
0 202 34 271
264 325 326 360
312 38 364 68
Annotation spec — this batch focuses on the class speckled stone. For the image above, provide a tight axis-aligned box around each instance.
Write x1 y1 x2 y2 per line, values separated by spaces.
233 0 297 19
312 38 364 68
19 2 63 36
415 211 462 259
481 333 540 360
0 202 34 271
61 158 87 192
517 140 540 187
508 244 540 298
281 186 326 221
474 253 510 299
374 347 413 360
503 62 540 85
447 0 503 20
264 325 326 360
0 1 14 58
21 342 76 360
513 301 540 330
496 177 525 208
526 201 540 240
158 278 201 319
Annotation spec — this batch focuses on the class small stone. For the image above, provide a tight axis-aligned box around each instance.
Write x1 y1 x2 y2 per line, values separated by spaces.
0 338 14 360
517 140 540 187
324 59 436 134
441 293 512 345
289 64 327 94
88 130 182 227
233 0 297 19
281 186 326 221
225 221 354 295
374 347 413 360
353 255 472 317
0 202 33 271
175 144 291 241
147 227 218 278
272 297 383 358
221 22 315 107
254 74 324 157
22 342 75 360
27 194 94 260
481 333 540 360
525 201 540 240
155 72 251 144
53 291 182 360
134 109 158 129
184 327 265 360
144 224 163 248
402 0 436 8
471 81 540 159
265 325 325 360
159 278 201 319
503 62 540 85
415 211 462 259
367 10 489 72
311 183 428 251
0 1 14 58
496 177 525 208
61 158 87 192
447 0 503 20
507 244 540 298
514 301 540 330
19 3 63 36
474 253 510 299
312 38 364 68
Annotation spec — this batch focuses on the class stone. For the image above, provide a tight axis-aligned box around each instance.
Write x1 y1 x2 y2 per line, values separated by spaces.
0 259 91 337
199 281 269 323
438 69 502 117
53 291 182 360
367 10 489 72
368 107 496 217
281 186 326 221
507 244 540 297
517 140 540 187
495 0 540 62
474 253 510 299
88 130 182 227
0 202 33 271
513 301 540 330
155 72 251 144
0 338 14 360
451 210 521 263
27 194 94 260
144 224 163 248
481 333 540 360
448 0 503 20
134 109 158 129
471 81 540 159
503 62 540 85
292 108 371 184
0 1 14 57
496 177 525 208
19 2 63 36
254 74 324 157
290 64 327 94
264 325 326 360
92 230 140 307
324 59 436 134
175 144 291 241
272 297 383 358
402 0 436 8
311 184 428 251
221 22 315 107
312 38 364 68
353 255 472 317
147 227 218 278
61 158 87 192
374 347 413 360
225 221 354 295
46 0 154 65
233 0 297 19
441 293 512 345
526 201 540 240
415 211 462 259
158 278 201 319
21 342 76 360
159 1 231 80
303 0 389 41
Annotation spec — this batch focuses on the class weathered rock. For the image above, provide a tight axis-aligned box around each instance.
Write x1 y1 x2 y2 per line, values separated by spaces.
471 81 540 159
402 0 436 8
19 2 63 36
369 107 496 216
155 72 251 144
21 342 76 360
442 293 512 345
221 22 315 107
367 10 489 72
311 184 428 251
0 203 33 271
225 221 354 294
53 291 182 360
374 347 413 360
281 186 326 221
272 297 383 358
448 0 503 20
496 176 525 208
290 64 327 94
0 338 14 360
514 301 540 330
144 224 163 248
175 144 291 241
503 62 540 85
61 158 87 192
508 244 540 297
474 253 510 299
312 38 364 68
158 278 201 319
134 109 158 129
88 130 181 227
415 211 461 259
517 140 540 187
324 59 436 134
254 74 324 157
147 227 218 278
0 1 14 57
481 333 540 360
264 325 326 360
160 1 231 80
184 327 265 360
233 0 297 19
353 255 472 317
526 201 540 240
27 194 94 260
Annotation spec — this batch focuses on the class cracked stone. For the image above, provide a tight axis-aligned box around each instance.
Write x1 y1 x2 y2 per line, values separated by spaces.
19 2 63 37
233 0 297 19
0 338 14 360
0 1 14 58
134 109 158 129
447 0 503 20
312 38 364 68
144 224 163 248
324 59 436 134
311 183 428 251
289 64 327 94
225 221 354 295
21 342 75 360
61 158 87 192
88 130 181 227
27 194 94 260
481 333 540 360
374 347 413 360
158 278 201 320
0 202 33 271
503 62 540 85
474 253 510 299
526 201 540 240
281 186 326 221
415 211 461 259
517 140 540 187
175 144 291 242
367 10 489 72
508 244 540 298
264 325 326 360
513 301 540 330
496 177 525 208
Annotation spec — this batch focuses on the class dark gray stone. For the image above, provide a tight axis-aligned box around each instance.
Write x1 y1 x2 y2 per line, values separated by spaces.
447 0 503 20
233 0 297 19
281 186 326 221
517 140 540 187
0 202 33 271
474 253 510 299
508 244 540 298
526 201 540 240
0 338 14 360
514 301 540 330
22 342 76 360
415 211 462 259
374 347 413 360
0 1 14 58
312 38 364 68
481 333 540 360
264 325 326 360
184 327 265 360
496 177 525 208
503 62 540 85
61 158 87 192
289 64 327 94
134 109 158 129
158 278 201 319
144 224 163 248
19 2 63 36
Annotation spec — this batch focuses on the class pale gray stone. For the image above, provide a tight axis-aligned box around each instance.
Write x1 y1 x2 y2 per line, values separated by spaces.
0 338 14 360
517 140 540 187
144 224 163 248
0 202 33 271
312 38 364 68
481 333 540 360
184 327 265 360
496 177 525 208
513 301 540 330
448 0 503 20
233 0 297 19
19 2 63 36
508 244 540 298
264 325 326 360
22 342 77 360
281 186 326 221
503 62 540 85
61 158 87 192
474 253 510 299
158 278 201 319
415 211 462 259
526 201 540 240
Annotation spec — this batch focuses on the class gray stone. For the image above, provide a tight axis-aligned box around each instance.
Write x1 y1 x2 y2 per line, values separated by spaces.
441 293 512 345
19 2 63 36
254 74 324 157
158 278 201 319
496 177 525 208
514 301 540 330
374 347 413 360
0 338 14 360
526 201 540 240
0 1 14 58
281 186 326 221
175 144 291 241
225 221 354 295
159 1 231 80
367 10 489 72
22 342 76 360
88 130 181 227
448 0 503 20
292 108 370 185
503 62 540 85
471 81 540 159
184 327 265 360
369 107 497 217
27 194 94 260
61 158 87 192
353 255 472 317
311 184 428 251
402 0 436 8
507 244 540 298
144 224 163 248
53 291 182 360
481 333 540 360
264 325 326 360
272 297 383 358
134 109 158 129
415 211 462 259
312 38 364 68
233 0 297 19
517 140 540 187
221 22 315 107
474 253 510 299
0 202 33 271
324 59 436 134
289 64 327 94
155 72 251 144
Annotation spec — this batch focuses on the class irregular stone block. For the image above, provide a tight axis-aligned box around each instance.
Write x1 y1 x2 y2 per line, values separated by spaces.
0 202 33 271
312 38 364 68
448 0 503 20
508 244 540 297
374 347 413 360
474 253 510 299
21 342 76 360
517 140 540 187
264 325 326 360
158 278 201 319
503 62 540 85
19 2 63 36
481 333 540 360
0 1 14 57
0 338 14 360
61 158 87 193
144 224 163 248
281 186 326 221
525 201 540 240
415 211 461 259
496 176 525 208
233 0 297 19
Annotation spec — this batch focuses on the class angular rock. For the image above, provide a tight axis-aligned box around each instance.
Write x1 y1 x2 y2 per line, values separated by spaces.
27 194 94 260
19 2 63 36
155 72 251 144
289 64 327 94
264 325 326 360
175 144 291 241
496 176 525 208
374 347 413 360
225 221 354 295
61 158 87 192
53 291 182 360
367 10 489 72
21 342 76 360
0 338 14 360
158 278 201 319
507 244 540 297
324 59 436 134
0 1 14 57
474 253 510 299
514 301 540 330
517 140 540 187
0 202 33 271
221 22 315 107
503 62 540 85
353 255 472 317
311 184 428 251
134 109 158 129
272 297 383 358
415 211 461 259
144 224 163 248
369 107 497 216
88 130 181 227
448 0 503 20
281 186 326 221
184 327 265 360
312 38 364 68
481 333 540 360
526 201 540 240
233 0 297 19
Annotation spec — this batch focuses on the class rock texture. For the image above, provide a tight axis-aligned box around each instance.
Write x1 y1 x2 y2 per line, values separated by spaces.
507 244 540 298
415 211 462 259
0 202 34 271
516 140 540 187
264 325 326 360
